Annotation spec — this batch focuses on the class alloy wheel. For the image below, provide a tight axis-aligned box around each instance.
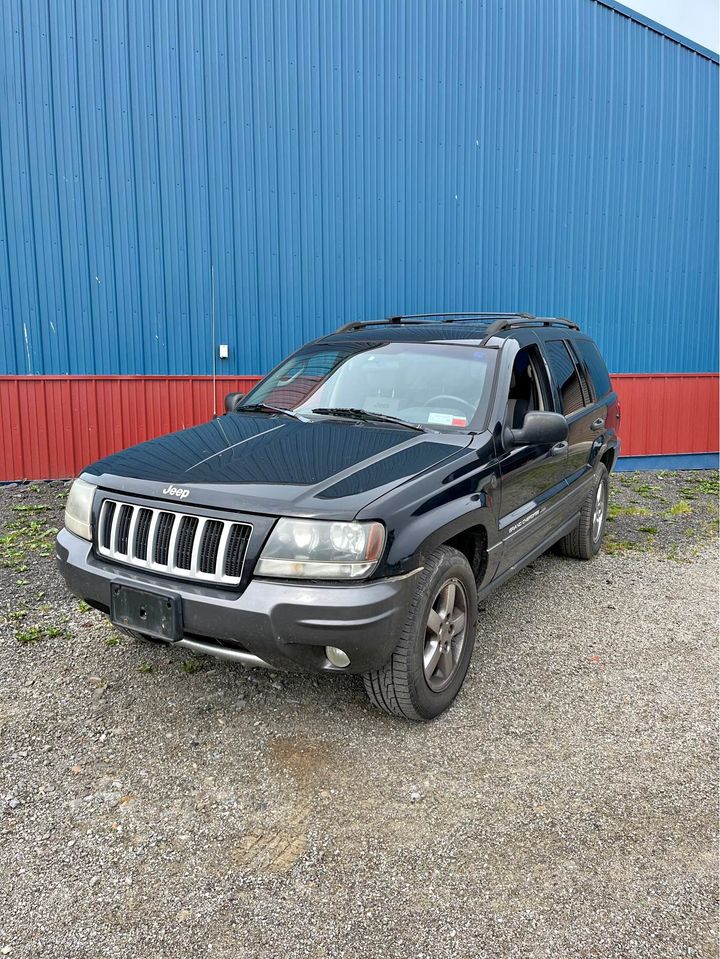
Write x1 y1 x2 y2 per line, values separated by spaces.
592 480 607 542
423 578 468 692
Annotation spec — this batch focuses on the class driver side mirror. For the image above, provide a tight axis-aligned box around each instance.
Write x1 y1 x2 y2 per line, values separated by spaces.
224 392 245 413
503 411 568 449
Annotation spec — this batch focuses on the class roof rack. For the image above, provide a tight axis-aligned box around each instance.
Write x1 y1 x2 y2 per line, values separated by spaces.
332 312 579 336
481 316 580 340
334 312 533 334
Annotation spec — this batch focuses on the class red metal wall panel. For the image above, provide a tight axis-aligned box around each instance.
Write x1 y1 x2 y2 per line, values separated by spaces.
1 374 718 481
612 374 719 457
0 376 261 482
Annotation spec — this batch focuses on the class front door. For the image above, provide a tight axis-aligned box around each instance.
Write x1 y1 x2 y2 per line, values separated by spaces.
496 345 569 568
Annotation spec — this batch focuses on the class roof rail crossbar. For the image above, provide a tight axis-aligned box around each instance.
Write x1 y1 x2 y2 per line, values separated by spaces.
334 318 434 333
334 311 534 334
481 316 579 341
390 312 534 322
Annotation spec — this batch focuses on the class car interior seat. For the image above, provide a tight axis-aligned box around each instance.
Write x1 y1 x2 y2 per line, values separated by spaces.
505 352 535 429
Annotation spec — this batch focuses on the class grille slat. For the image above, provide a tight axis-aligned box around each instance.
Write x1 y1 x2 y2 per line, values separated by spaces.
175 516 198 570
116 505 133 555
96 500 250 585
199 520 223 574
154 512 175 565
134 508 152 560
101 501 116 549
225 524 251 578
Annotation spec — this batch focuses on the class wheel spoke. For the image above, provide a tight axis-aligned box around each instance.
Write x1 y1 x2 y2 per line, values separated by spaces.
427 607 443 636
440 645 454 676
441 581 456 616
424 639 442 677
450 611 466 635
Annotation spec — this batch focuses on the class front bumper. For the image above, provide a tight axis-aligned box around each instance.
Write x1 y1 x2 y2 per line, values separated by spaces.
55 528 418 673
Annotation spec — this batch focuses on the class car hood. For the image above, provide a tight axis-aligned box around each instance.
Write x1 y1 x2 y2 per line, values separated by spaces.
83 414 472 517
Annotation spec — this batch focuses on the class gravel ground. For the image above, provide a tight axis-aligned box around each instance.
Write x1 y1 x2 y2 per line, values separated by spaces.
0 471 717 958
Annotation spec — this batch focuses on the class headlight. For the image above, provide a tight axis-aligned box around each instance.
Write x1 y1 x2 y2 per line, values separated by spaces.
256 518 385 579
64 477 96 541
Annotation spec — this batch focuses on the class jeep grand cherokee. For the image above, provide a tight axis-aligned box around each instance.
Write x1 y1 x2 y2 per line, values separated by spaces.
56 312 620 721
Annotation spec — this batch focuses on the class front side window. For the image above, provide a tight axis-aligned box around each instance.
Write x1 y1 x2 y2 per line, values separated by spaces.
242 341 497 431
504 346 552 429
543 340 586 415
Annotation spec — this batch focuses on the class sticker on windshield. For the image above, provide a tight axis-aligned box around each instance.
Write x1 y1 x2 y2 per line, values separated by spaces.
428 412 467 427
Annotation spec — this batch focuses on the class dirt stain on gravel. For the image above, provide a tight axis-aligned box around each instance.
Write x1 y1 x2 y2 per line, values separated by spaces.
268 735 331 785
232 736 331 874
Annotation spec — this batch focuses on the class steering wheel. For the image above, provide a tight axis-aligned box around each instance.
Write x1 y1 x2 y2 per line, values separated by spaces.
425 395 477 417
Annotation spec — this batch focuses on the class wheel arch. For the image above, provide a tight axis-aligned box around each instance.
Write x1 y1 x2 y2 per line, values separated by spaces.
600 445 617 473
444 524 489 587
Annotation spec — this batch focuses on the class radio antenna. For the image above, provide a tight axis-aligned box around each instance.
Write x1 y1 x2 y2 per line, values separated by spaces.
211 264 217 416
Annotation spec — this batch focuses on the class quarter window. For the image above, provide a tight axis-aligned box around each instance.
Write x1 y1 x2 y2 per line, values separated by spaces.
544 340 586 415
575 339 612 399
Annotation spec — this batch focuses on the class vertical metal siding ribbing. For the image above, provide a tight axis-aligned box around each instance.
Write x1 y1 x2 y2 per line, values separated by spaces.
0 0 717 377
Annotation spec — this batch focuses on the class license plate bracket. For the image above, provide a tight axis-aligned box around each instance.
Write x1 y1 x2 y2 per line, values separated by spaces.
110 584 183 642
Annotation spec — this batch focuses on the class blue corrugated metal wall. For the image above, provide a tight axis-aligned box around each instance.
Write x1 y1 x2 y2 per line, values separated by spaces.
0 0 717 377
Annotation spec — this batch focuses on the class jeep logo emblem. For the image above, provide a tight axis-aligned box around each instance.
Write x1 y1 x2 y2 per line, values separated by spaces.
162 484 190 500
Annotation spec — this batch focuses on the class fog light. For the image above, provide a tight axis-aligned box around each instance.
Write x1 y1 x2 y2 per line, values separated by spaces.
325 646 350 668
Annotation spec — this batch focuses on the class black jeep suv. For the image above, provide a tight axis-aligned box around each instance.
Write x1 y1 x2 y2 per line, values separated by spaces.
56 313 620 721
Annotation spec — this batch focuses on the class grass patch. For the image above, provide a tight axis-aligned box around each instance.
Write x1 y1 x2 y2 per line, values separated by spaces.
679 476 719 498
15 624 70 644
664 500 692 518
664 548 692 563
638 525 658 535
77 599 91 613
608 503 652 520
181 658 202 675
0 516 59 570
630 483 664 500
603 538 640 555
137 661 154 674
105 635 120 648
11 503 50 514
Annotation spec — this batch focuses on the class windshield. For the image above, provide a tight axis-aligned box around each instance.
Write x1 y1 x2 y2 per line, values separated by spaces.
240 341 496 431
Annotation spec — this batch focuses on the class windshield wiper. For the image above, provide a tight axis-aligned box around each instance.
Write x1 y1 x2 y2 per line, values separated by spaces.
310 407 426 432
234 403 303 421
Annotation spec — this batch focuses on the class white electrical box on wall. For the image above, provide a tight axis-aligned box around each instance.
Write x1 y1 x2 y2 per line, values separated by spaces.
219 344 229 359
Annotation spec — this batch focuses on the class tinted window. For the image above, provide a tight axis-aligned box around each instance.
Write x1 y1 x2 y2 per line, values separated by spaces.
544 340 586 415
573 353 592 405
575 339 612 398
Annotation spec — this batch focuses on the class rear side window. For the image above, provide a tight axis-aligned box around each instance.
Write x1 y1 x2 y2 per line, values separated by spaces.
543 340 586 415
575 339 612 398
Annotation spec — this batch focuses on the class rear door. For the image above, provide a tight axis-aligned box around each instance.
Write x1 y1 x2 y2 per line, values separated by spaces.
541 338 604 490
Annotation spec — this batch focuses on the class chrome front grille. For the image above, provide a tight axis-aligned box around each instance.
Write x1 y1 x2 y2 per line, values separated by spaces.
96 500 251 585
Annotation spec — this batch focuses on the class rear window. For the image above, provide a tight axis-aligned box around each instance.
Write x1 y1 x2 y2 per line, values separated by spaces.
575 339 612 398
543 340 586 415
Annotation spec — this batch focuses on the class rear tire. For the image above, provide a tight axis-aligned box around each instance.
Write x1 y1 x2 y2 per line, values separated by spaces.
363 546 478 721
557 464 609 560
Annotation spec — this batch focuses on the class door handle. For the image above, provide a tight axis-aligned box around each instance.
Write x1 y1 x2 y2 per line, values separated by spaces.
550 441 568 455
591 418 605 432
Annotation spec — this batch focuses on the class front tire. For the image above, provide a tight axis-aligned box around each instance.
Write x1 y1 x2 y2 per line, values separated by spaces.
363 546 478 721
557 463 609 560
